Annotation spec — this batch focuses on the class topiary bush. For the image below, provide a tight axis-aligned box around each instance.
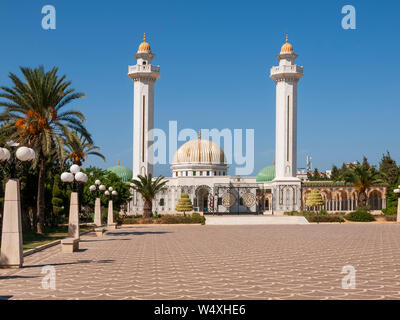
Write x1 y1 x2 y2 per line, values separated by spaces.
345 210 375 222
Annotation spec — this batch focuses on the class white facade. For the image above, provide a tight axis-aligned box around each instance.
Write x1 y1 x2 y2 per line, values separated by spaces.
127 35 305 216
128 35 160 178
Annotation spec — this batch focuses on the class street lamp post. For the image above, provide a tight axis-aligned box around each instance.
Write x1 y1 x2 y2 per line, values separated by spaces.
105 187 118 229
61 165 88 240
89 180 106 227
393 186 400 223
0 143 35 268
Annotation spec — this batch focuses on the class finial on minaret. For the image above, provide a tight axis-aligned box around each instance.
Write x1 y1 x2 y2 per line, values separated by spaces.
118 159 120 167
198 129 201 140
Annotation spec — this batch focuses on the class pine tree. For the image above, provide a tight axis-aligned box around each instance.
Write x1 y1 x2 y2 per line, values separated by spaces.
175 193 193 216
331 165 340 181
379 151 400 186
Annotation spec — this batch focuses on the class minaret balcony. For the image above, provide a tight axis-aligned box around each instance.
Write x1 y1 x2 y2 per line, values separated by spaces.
129 65 160 73
270 65 303 76
128 65 160 81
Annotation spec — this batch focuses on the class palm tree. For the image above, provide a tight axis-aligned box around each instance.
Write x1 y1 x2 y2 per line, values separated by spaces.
0 66 92 233
341 158 382 208
64 131 105 166
130 174 167 218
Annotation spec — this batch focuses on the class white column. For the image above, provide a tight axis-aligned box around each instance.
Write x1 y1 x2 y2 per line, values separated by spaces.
68 192 80 240
397 198 400 223
94 197 102 227
0 179 23 268
107 200 114 225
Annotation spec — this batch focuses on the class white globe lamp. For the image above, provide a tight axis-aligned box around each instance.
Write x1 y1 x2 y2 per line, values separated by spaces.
70 164 80 174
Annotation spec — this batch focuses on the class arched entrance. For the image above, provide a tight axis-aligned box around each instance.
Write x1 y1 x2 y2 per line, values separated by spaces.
195 185 211 213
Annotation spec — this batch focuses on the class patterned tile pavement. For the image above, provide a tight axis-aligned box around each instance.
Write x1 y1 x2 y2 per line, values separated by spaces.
1 224 400 300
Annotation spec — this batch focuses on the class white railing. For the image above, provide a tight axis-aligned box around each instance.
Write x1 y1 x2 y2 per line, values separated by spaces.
128 65 160 73
270 65 303 74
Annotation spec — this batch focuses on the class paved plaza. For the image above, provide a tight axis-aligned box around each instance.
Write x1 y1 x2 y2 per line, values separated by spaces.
1 224 400 300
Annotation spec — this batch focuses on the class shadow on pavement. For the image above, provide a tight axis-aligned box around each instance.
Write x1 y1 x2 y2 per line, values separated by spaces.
23 259 115 268
107 231 171 236
0 296 12 300
0 275 38 280
80 238 131 242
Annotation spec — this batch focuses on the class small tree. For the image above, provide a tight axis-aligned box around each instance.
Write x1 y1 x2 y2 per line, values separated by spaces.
175 193 193 216
52 174 66 224
306 189 324 211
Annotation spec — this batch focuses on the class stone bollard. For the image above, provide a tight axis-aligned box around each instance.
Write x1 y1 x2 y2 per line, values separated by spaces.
68 192 80 240
0 179 23 268
94 197 102 227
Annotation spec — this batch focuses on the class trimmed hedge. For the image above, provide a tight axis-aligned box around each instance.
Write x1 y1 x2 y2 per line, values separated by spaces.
122 213 205 225
284 211 345 223
345 210 375 222
306 214 345 223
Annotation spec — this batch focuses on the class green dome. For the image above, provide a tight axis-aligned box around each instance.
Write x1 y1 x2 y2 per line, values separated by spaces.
256 165 275 182
107 165 133 182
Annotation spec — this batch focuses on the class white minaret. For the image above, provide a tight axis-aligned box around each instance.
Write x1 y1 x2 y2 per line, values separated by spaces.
270 35 303 213
128 33 160 177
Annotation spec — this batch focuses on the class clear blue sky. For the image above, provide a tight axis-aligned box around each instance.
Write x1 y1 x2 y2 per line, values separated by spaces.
1 0 399 177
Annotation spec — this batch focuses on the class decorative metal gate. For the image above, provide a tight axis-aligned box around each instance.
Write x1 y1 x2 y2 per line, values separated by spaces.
206 183 269 215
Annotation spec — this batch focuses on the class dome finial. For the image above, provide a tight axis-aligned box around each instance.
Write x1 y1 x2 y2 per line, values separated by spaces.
118 159 120 167
143 32 146 42
198 129 201 140
286 33 288 42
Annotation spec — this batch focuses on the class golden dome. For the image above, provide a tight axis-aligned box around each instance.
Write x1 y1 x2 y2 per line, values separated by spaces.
172 138 226 165
280 34 294 54
137 33 151 53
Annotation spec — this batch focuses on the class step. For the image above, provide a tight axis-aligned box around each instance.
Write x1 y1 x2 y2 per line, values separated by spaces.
205 215 309 225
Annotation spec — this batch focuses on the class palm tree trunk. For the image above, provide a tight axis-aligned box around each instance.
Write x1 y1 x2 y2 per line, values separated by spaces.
143 199 152 218
36 157 46 233
358 192 367 208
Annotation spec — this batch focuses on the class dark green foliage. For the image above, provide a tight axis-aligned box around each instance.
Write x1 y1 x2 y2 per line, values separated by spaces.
81 166 130 214
122 213 205 225
345 210 375 222
382 207 397 216
51 174 67 222
284 211 344 223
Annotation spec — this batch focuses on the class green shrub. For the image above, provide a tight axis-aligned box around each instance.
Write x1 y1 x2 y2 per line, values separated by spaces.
121 214 205 225
345 210 375 222
319 209 328 215
306 214 344 223
382 207 397 216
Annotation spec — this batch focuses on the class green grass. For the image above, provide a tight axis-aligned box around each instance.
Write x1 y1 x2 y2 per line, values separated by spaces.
22 225 93 251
